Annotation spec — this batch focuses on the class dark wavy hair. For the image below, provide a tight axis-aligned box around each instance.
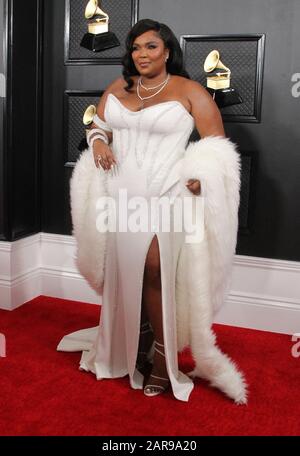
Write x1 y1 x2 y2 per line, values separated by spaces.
122 19 190 92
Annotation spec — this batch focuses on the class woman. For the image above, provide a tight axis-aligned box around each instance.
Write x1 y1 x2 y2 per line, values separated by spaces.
57 19 247 403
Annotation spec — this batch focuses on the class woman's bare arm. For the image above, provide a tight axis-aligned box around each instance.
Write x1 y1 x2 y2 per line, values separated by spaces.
183 80 225 194
89 76 125 142
186 79 225 138
89 77 125 169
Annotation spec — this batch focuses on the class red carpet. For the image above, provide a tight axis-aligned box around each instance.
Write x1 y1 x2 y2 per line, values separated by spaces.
0 296 299 436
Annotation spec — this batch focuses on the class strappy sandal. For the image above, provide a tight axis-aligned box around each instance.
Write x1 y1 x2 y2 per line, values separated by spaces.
136 321 154 372
143 340 170 397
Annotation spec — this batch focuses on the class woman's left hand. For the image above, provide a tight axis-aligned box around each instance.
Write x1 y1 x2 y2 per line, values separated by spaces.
186 179 201 195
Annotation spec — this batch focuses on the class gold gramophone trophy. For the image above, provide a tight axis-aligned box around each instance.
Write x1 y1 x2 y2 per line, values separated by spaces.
77 104 97 151
80 0 120 52
204 50 242 108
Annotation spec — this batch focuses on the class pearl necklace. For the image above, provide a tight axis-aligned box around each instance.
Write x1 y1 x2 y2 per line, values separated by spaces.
136 74 170 108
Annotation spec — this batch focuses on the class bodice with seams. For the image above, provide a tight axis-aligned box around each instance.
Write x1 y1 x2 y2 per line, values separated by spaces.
104 93 195 197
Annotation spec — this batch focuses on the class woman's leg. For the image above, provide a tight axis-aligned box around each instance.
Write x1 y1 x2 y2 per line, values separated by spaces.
136 299 154 370
141 234 169 392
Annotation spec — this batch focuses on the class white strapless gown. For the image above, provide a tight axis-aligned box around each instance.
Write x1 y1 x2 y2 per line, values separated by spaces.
57 93 195 402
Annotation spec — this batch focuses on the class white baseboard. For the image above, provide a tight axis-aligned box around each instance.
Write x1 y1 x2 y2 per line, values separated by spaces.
216 290 300 335
0 234 41 310
0 233 299 335
40 233 101 305
215 255 300 334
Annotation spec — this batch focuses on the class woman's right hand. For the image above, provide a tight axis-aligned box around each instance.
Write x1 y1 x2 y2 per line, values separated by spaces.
93 139 117 171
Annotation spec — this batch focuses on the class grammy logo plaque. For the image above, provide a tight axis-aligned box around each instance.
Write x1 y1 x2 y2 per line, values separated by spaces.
80 0 120 52
204 49 242 108
78 104 97 151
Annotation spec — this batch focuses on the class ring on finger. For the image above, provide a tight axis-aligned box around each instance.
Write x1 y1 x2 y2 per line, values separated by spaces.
97 156 106 167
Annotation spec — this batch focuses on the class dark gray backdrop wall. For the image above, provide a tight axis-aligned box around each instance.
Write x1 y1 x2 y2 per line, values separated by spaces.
0 0 5 238
0 0 42 241
41 0 299 262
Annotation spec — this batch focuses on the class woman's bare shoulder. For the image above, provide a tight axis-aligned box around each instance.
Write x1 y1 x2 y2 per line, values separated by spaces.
170 75 207 97
171 74 189 82
183 79 225 137
183 78 218 109
105 76 127 95
184 78 209 96
94 77 123 119
171 74 205 87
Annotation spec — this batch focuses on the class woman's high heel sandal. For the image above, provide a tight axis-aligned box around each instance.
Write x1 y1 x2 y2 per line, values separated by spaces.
143 340 170 397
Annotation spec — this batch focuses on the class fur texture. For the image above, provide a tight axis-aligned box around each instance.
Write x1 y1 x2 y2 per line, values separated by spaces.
176 136 247 404
70 148 107 295
70 136 248 404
